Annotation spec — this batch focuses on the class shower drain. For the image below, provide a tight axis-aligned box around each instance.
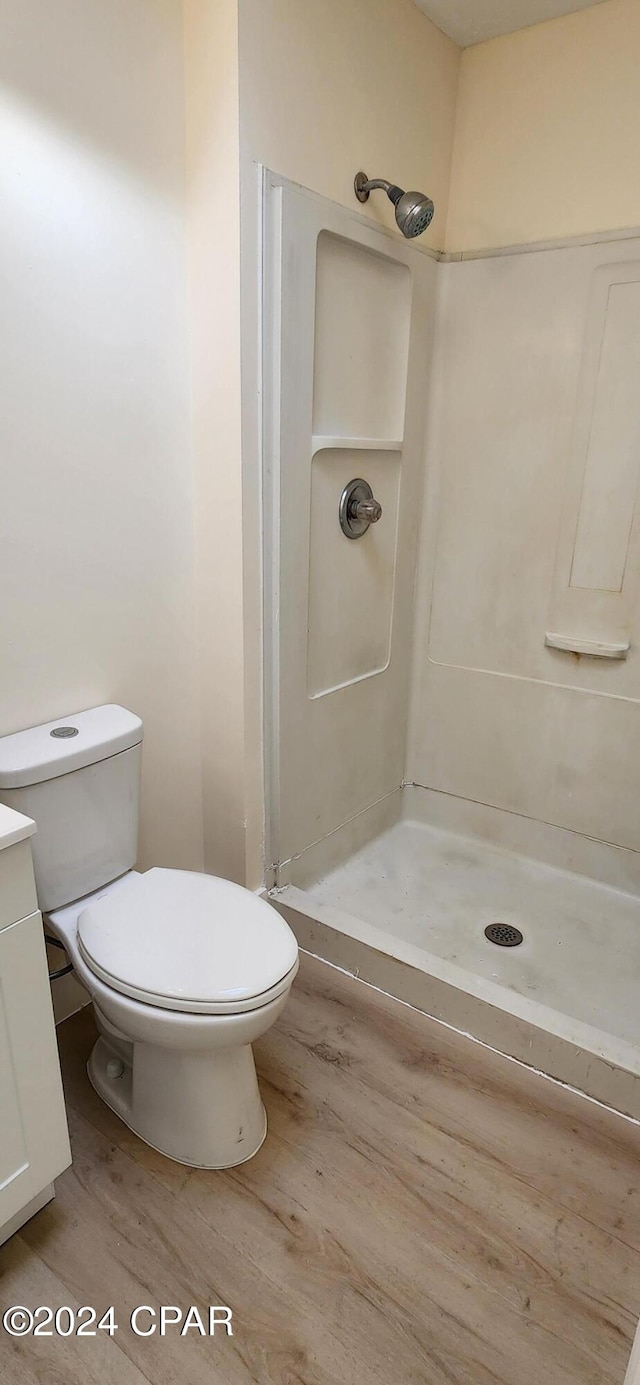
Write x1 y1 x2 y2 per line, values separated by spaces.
484 922 524 948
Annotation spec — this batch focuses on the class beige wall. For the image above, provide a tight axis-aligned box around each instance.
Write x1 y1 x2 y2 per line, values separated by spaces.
239 0 460 251
0 0 204 874
184 0 256 885
3 0 456 897
446 0 640 252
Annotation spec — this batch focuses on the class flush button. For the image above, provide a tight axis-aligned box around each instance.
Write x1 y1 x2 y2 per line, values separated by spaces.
50 726 79 739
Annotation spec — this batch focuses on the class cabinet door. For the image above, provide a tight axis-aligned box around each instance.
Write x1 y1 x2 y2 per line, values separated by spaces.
0 912 71 1228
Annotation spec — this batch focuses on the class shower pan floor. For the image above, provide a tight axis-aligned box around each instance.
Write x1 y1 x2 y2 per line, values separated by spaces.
274 793 640 1117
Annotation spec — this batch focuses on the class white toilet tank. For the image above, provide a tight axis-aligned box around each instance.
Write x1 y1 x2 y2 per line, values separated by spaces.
0 705 143 911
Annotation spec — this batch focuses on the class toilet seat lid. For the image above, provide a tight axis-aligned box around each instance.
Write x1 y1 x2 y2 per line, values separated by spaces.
77 868 299 1014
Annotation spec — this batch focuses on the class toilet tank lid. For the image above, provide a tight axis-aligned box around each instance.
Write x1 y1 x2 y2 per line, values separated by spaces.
0 705 143 789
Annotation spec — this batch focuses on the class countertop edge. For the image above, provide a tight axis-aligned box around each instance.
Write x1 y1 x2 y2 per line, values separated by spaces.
0 805 37 851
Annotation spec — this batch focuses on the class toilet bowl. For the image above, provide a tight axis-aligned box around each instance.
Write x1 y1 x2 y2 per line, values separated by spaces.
0 705 299 1170
49 868 299 1168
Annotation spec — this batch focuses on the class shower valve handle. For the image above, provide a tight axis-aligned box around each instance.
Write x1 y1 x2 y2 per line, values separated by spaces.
339 478 383 539
351 496 382 524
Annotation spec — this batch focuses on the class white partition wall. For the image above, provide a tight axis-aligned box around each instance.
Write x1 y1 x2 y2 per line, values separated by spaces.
263 175 437 879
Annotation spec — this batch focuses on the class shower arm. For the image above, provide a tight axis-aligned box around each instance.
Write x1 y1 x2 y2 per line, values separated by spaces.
354 174 403 205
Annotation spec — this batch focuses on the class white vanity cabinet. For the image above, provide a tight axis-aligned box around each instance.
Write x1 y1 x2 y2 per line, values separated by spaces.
0 806 71 1245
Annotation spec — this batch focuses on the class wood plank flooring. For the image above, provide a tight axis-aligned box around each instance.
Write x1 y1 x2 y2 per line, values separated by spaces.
2 952 640 1384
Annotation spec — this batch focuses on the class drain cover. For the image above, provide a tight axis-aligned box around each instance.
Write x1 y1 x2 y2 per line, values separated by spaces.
484 922 523 948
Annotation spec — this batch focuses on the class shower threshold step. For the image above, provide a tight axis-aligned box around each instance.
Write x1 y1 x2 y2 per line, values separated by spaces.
270 792 640 1120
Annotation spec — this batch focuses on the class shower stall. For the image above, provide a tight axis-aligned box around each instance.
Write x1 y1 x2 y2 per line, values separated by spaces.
262 169 640 1120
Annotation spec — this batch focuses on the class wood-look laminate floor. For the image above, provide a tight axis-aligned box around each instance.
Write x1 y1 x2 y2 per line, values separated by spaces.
2 953 640 1385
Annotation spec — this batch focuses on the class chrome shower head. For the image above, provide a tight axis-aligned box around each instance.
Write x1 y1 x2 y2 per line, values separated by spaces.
354 171 434 239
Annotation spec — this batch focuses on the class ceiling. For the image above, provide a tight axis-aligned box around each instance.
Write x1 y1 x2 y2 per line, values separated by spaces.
413 0 609 47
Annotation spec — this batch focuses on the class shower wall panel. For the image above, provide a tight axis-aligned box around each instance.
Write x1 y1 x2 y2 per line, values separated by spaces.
410 235 640 852
307 446 401 697
264 176 436 872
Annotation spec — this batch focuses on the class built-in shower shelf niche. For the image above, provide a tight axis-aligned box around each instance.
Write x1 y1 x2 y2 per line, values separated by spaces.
312 230 412 442
264 169 435 867
312 435 403 453
544 632 630 659
547 260 640 656
307 231 412 700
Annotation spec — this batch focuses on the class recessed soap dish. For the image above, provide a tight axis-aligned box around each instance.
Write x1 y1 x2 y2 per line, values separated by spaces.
545 632 630 660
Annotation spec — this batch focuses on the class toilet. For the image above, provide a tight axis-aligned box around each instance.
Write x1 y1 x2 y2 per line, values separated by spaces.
0 705 298 1169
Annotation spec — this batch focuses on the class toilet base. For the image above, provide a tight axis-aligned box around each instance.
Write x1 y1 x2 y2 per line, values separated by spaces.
87 1034 268 1169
